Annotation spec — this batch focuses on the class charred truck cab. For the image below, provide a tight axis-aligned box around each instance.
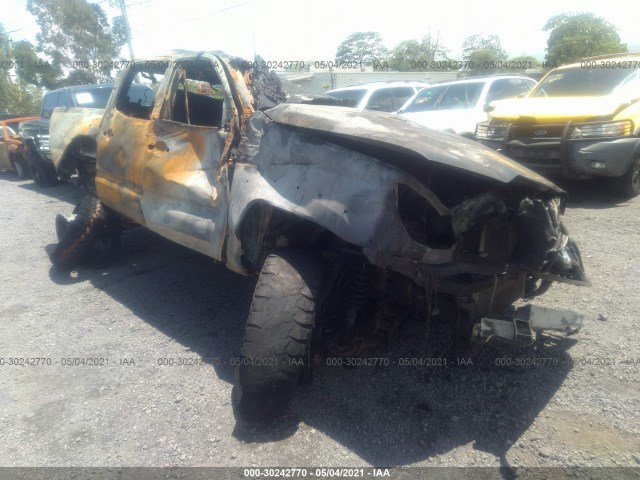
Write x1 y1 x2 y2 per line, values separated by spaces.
51 51 589 422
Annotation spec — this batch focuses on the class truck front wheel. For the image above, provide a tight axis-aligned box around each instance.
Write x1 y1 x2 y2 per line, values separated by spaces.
233 250 325 422
28 151 58 187
611 156 640 198
11 157 28 179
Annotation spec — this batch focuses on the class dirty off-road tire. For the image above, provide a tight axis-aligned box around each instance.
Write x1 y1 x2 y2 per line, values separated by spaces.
234 250 325 422
10 152 29 179
13 159 28 179
28 151 58 187
611 156 640 198
50 195 117 271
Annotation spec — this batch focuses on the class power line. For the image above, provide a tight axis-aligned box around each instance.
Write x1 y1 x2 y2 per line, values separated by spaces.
126 0 153 6
184 0 252 23
0 28 25 37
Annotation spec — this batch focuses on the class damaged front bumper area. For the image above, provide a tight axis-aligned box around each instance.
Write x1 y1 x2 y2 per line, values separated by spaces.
229 106 588 347
476 119 638 179
394 188 589 345
383 187 588 290
479 305 583 345
405 188 588 339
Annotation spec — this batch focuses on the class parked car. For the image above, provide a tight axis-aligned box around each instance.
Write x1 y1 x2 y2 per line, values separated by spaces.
0 116 40 178
397 75 537 137
325 81 429 112
475 54 640 197
51 52 587 423
22 83 114 187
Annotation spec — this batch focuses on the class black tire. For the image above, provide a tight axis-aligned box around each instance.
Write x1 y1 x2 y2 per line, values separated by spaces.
611 156 640 198
10 154 29 179
28 151 58 187
234 250 325 422
50 195 116 271
15 160 28 179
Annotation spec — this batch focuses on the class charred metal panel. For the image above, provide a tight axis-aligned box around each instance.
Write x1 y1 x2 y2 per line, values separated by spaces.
264 103 563 192
97 52 234 259
139 119 229 259
226 111 455 275
50 107 104 171
96 108 153 224
98 112 230 258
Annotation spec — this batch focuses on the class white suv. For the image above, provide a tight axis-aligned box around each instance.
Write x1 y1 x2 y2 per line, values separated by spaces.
325 81 429 112
397 75 537 137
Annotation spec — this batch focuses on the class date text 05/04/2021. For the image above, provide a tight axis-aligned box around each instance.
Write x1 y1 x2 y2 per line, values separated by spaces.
243 467 391 478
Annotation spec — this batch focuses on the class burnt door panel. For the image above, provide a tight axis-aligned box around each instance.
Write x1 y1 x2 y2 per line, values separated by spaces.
96 65 166 224
140 121 229 260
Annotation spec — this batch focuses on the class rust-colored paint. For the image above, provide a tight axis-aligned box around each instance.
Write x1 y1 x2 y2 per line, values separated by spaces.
97 61 230 258
96 109 154 223
243 69 252 87
50 108 104 170
226 67 254 120
0 116 39 171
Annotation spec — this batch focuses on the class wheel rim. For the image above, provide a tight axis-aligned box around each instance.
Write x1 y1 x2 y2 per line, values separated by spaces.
632 159 640 189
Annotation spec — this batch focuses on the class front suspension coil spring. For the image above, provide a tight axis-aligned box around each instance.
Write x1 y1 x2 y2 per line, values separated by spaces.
344 260 375 325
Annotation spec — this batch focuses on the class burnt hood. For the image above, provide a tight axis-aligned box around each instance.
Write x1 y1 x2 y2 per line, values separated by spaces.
264 103 563 194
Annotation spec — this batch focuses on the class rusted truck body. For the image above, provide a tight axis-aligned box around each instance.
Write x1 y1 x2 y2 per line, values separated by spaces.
52 51 588 422
19 83 116 187
50 106 105 185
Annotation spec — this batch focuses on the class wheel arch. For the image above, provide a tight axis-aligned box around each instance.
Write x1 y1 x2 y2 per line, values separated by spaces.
231 200 343 274
56 134 97 179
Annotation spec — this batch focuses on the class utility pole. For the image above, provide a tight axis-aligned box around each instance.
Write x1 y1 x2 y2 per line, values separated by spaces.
252 34 256 61
118 0 135 59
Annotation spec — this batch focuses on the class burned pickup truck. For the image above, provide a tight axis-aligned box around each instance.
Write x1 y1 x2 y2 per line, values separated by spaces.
51 51 588 422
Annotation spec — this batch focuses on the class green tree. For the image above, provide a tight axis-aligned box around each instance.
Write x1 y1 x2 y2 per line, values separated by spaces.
335 32 387 67
12 40 59 90
506 55 541 72
462 34 507 75
26 0 126 87
0 25 42 116
544 13 627 66
388 34 449 71
0 26 18 114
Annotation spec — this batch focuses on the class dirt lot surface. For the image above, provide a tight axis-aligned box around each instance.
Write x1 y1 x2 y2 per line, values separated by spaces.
0 174 639 478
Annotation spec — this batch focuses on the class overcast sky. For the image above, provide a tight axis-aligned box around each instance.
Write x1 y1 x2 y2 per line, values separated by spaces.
4 0 638 62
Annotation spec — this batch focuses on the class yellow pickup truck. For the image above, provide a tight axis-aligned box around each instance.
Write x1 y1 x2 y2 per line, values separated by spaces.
476 54 640 197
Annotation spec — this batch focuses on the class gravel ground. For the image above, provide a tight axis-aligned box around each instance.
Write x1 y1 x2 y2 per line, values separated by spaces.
0 174 639 477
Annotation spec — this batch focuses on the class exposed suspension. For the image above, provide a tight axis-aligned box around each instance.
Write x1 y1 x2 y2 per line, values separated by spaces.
344 258 375 333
